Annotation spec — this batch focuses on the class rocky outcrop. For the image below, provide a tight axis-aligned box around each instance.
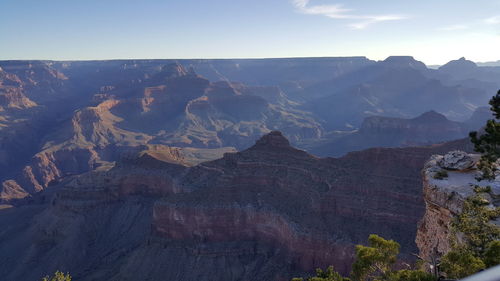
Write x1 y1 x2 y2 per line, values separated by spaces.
416 151 500 261
0 180 28 201
437 150 475 170
0 88 37 110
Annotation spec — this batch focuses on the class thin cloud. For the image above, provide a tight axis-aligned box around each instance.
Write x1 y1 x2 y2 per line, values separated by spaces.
438 16 499 33
484 16 500 24
292 0 407 29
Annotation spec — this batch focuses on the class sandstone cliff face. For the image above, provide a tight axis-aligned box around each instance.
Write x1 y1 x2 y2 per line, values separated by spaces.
416 152 500 261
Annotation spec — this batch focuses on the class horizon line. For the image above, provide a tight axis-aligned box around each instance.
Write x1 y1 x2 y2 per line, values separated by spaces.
0 55 498 66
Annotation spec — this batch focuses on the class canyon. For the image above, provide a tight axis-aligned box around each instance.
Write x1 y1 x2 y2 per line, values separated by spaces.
1 57 497 202
0 56 498 280
0 131 474 280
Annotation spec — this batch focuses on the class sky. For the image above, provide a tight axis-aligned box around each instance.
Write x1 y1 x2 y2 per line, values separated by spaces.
1 0 499 65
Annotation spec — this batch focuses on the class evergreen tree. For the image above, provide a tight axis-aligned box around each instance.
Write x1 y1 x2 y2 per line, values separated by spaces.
439 247 485 279
469 90 500 180
350 234 400 281
440 186 500 278
291 235 434 281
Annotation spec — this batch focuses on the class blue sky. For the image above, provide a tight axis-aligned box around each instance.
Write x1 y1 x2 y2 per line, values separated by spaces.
1 0 499 64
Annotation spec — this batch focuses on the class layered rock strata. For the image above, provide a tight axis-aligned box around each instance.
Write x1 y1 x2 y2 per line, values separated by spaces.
0 132 475 280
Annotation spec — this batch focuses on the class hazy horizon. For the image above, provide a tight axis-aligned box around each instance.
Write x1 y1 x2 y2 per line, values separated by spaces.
0 55 497 66
2 0 499 65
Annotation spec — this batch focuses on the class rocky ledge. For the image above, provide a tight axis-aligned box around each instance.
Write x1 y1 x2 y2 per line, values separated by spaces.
416 151 500 261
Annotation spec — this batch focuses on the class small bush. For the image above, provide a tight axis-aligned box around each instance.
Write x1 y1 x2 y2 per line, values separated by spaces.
385 269 436 281
433 170 448 180
440 247 485 279
42 271 71 281
292 266 350 281
473 185 492 194
483 240 500 268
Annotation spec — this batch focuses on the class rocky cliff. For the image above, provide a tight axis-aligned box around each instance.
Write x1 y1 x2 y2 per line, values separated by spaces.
416 151 500 261
0 131 476 281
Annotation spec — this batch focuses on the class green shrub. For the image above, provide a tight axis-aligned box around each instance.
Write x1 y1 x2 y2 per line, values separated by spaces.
441 186 500 279
42 271 71 281
292 266 350 281
350 234 400 281
483 240 500 268
433 170 448 180
453 195 500 254
384 269 435 281
440 247 485 279
473 185 492 194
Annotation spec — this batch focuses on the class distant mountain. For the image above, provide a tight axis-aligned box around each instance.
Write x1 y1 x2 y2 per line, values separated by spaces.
299 56 489 129
308 110 482 157
439 57 478 77
464 106 494 129
51 57 375 95
477 60 500 67
437 57 500 94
